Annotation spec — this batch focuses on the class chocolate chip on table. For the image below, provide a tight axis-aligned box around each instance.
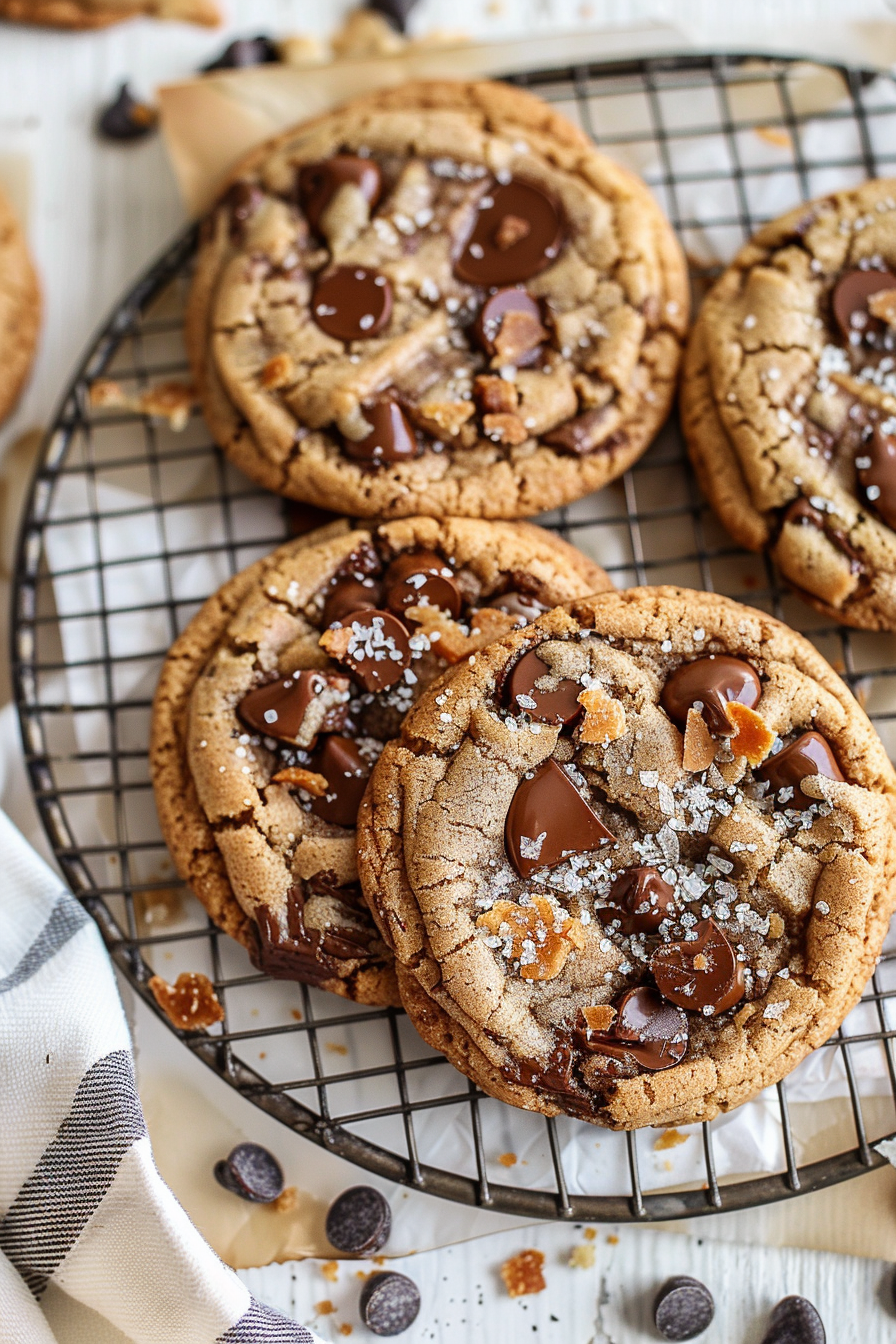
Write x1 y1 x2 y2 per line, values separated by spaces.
360 1272 421 1336
97 84 157 141
755 731 844 809
653 1276 715 1340
312 266 393 341
661 655 761 736
325 1185 392 1255
367 0 421 31
651 918 745 1017
858 422 896 529
341 398 420 465
504 647 583 726
579 986 688 1072
202 35 280 72
504 757 616 879
759 1296 826 1344
455 179 564 286
215 1143 284 1203
832 267 896 345
383 550 463 619
299 155 383 235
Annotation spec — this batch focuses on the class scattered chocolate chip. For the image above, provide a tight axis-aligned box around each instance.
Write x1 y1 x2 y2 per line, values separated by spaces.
599 865 677 934
455 179 564 286
654 1276 715 1340
661 655 762 736
97 84 157 141
759 1296 826 1344
368 0 420 29
216 1143 284 1203
579 986 688 1072
308 735 371 829
299 155 383 234
325 609 413 692
651 919 745 1017
360 1272 422 1336
341 398 420 465
504 647 583 726
325 1185 392 1255
504 757 615 879
312 266 392 342
238 670 351 747
322 575 383 627
473 287 548 366
858 423 896 529
487 590 548 624
383 550 462 619
832 267 896 344
755 731 844 808
202 35 280 72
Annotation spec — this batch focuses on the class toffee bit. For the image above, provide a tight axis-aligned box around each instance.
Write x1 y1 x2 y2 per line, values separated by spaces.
148 971 224 1030
500 1248 546 1298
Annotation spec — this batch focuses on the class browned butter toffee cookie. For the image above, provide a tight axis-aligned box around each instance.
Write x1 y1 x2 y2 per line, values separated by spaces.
358 587 896 1126
150 518 612 1005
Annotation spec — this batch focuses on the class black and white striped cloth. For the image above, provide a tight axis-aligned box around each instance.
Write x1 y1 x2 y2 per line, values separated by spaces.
0 810 322 1344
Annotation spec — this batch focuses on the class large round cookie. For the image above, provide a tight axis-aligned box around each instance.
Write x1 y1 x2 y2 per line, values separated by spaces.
683 178 896 630
150 517 611 1006
0 187 39 426
0 0 218 26
186 80 688 519
358 587 896 1126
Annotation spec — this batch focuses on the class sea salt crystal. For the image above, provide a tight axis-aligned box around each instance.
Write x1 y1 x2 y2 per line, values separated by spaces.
763 1001 789 1020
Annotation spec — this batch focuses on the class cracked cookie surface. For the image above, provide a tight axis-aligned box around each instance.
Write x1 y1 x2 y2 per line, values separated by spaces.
358 586 896 1126
683 178 896 630
187 79 688 519
150 516 610 1005
0 187 39 426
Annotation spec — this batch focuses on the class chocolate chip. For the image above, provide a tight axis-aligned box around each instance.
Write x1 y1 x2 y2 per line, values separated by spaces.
308 735 371 829
654 1276 715 1340
312 266 392 342
327 609 413 692
661 655 762 736
383 550 462 619
598 865 677 934
322 575 383 627
504 757 615 879
455 179 564 286
832 267 896 344
341 399 421 465
202 35 280 71
651 919 745 1017
781 497 864 572
504 648 583 726
579 986 688 1072
759 1296 826 1344
858 423 896 528
97 84 157 141
299 155 383 234
216 1143 284 1203
360 1272 421 1336
755 731 844 809
221 180 265 239
487 590 548 624
473 287 548 366
368 0 421 30
238 671 351 747
543 406 622 456
325 1185 392 1255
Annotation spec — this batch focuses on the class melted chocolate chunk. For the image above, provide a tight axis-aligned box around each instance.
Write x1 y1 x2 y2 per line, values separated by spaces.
222 180 265 239
312 266 392 341
202 35 280 71
510 1042 580 1096
543 406 624 456
782 496 864 573
249 876 376 983
97 83 157 141
832 267 896 345
858 422 896 529
504 648 583 726
328 609 413 692
454 179 564 286
599 865 677 934
579 986 688 1072
383 550 462 619
472 287 547 366
486 590 548 624
661 655 762 736
322 575 383 627
238 670 350 746
650 919 745 1017
755 730 844 808
308 735 371 828
341 398 420 465
504 757 615 879
298 155 383 234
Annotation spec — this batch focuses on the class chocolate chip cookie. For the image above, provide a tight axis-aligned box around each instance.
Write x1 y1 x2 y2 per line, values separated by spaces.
683 178 896 630
0 0 218 26
187 80 688 519
150 517 610 1005
0 187 40 427
358 587 896 1126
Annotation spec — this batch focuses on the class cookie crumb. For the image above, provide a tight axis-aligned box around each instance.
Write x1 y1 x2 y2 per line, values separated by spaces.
569 1243 595 1269
654 1128 689 1151
321 1261 339 1282
497 1152 517 1167
501 1249 546 1298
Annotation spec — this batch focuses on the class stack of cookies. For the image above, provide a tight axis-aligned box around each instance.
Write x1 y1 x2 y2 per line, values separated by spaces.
151 80 896 1130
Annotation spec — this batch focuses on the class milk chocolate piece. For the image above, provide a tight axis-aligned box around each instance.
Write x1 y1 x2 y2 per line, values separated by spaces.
651 919 745 1016
308 735 371 828
599 865 677 934
543 406 622 456
341 398 420 465
661 655 762 736
504 647 583 726
473 287 548 366
312 266 392 341
487 590 547 624
383 550 462 618
504 757 615 879
322 576 382 627
579 986 688 1072
238 670 350 746
299 155 382 234
832 267 896 344
858 422 896 529
755 730 844 808
455 179 563 286
327 609 413 692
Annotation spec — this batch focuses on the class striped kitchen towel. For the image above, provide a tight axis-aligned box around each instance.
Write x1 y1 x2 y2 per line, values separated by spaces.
0 809 322 1344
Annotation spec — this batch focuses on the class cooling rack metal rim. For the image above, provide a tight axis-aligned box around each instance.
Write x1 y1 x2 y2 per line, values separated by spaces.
10 49 896 1223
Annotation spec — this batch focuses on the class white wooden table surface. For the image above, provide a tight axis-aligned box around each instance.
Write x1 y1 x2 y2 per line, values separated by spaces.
3 3 896 1340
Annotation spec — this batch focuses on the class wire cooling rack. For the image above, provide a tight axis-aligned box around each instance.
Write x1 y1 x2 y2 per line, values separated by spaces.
12 52 896 1222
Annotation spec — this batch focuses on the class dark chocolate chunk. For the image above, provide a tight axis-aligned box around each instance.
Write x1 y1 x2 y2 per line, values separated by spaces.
308 735 371 828
249 877 377 982
504 647 583 726
360 1272 422 1336
238 670 351 746
325 1185 392 1255
486 590 548 624
579 986 688 1072
299 155 383 234
858 422 896 529
598 865 677 934
755 731 844 809
654 1276 715 1340
283 500 338 537
368 0 420 31
454 179 563 286
97 84 157 141
781 496 864 572
383 550 462 619
221 180 265 239
509 1041 581 1097
202 35 280 71
312 266 392 341
218 1143 284 1203
661 655 762 736
651 919 745 1017
504 757 615 879
759 1296 826 1344
543 406 622 456
473 287 548 366
832 267 896 345
322 575 383 627
341 398 420 464
327 609 413 692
